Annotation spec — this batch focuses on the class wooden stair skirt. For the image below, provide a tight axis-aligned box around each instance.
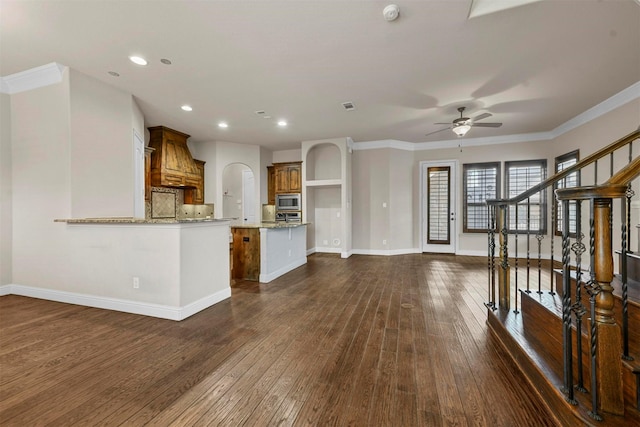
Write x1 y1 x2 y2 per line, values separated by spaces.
518 279 640 425
616 250 640 283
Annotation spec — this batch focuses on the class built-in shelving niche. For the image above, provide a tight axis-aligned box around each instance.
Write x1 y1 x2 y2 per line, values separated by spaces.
302 138 352 258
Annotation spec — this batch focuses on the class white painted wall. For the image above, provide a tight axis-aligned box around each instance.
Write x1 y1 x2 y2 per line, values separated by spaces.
0 93 12 285
188 140 216 205
273 148 301 163
222 163 250 218
69 69 135 218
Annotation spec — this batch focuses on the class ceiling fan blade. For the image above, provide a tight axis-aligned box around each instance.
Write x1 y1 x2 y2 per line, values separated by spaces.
473 122 502 128
434 122 452 125
425 127 451 137
472 112 492 122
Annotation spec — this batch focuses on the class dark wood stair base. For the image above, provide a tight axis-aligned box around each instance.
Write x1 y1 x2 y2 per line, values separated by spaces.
616 249 640 283
488 295 640 426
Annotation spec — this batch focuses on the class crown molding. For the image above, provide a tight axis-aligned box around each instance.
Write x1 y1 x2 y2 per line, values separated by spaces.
353 80 640 152
0 62 66 94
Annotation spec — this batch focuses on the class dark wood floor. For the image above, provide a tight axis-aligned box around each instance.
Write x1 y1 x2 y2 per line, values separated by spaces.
0 253 556 426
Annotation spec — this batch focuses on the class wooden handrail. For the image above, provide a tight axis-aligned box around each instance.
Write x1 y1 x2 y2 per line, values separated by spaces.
488 128 639 206
606 155 640 186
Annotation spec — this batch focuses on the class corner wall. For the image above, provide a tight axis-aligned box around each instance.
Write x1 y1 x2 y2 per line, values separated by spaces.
0 93 12 285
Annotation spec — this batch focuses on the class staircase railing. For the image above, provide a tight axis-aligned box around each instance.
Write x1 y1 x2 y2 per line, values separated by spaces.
486 128 640 419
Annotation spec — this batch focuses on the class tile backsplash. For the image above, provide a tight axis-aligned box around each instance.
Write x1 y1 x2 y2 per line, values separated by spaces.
146 187 184 219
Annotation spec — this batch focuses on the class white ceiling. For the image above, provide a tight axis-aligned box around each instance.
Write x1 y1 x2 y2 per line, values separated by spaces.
1 0 639 150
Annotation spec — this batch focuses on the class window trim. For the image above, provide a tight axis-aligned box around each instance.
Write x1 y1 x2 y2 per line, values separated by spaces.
505 159 548 234
462 162 501 233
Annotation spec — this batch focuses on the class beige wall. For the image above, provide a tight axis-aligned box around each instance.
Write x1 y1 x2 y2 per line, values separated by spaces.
0 93 12 285
11 70 72 289
69 69 136 218
351 98 640 256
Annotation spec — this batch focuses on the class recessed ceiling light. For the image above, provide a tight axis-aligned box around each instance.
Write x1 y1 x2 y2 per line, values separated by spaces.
160 58 172 65
181 105 193 112
277 120 287 127
129 56 148 66
108 71 120 77
218 122 228 128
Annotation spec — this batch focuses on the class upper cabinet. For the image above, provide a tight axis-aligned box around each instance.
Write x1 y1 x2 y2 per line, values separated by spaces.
267 166 276 204
148 126 200 188
273 161 302 194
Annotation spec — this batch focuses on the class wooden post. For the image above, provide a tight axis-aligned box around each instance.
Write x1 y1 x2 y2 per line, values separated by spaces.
592 198 624 415
497 204 510 311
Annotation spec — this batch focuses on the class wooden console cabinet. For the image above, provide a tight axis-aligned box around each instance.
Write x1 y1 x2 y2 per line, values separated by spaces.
232 228 260 281
184 159 205 204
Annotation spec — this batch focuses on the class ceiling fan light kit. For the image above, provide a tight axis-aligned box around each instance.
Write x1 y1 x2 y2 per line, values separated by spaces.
425 106 503 138
453 124 471 137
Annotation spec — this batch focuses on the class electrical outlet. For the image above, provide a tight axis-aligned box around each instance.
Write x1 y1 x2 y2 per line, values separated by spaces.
323 240 328 245
382 239 387 245
336 211 341 218
133 277 140 289
288 249 292 257
383 202 387 208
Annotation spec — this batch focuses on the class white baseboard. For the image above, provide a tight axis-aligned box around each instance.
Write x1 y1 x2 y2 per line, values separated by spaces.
259 257 307 283
314 247 342 254
0 284 230 321
306 247 316 256
352 248 421 256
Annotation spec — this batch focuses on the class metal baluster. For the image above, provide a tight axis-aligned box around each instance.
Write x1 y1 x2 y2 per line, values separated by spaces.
571 199 586 393
610 151 614 177
514 203 519 314
627 184 634 253
489 204 497 310
526 197 531 293
549 187 556 295
536 232 544 294
586 198 602 421
561 199 577 405
594 159 598 184
622 186 634 360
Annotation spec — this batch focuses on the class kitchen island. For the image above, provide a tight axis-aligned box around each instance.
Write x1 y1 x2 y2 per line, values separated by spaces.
48 217 231 320
231 223 307 283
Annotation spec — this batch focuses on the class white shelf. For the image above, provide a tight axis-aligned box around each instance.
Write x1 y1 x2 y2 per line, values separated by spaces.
305 179 342 188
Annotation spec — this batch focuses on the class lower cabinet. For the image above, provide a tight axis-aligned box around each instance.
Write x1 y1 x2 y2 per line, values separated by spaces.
232 228 260 281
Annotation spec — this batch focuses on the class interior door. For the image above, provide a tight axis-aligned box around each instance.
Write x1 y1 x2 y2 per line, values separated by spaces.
242 169 256 223
422 160 457 253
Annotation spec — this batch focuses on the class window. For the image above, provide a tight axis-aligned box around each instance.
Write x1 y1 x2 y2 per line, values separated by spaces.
463 162 500 233
554 150 580 236
505 159 547 233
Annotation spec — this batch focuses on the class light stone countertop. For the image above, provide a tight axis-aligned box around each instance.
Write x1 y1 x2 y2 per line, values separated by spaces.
54 217 228 224
231 222 309 229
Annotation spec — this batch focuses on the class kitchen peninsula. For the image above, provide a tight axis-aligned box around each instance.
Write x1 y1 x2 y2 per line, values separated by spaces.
232 222 307 283
53 217 230 321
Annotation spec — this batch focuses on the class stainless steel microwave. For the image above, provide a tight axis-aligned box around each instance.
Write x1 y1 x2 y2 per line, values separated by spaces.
276 193 301 211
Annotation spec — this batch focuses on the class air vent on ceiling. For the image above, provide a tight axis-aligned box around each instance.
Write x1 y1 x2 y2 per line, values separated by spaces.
341 101 356 111
255 110 266 115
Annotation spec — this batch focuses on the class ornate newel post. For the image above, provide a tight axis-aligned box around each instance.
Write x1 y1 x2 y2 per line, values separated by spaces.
593 197 624 415
497 203 510 311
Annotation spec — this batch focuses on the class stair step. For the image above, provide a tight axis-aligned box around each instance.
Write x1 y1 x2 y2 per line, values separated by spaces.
521 290 640 415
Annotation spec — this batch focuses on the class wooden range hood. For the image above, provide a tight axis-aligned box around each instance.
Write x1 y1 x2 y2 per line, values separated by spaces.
148 126 200 189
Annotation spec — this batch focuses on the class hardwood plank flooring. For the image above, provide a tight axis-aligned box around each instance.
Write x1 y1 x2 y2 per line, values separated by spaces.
0 253 555 426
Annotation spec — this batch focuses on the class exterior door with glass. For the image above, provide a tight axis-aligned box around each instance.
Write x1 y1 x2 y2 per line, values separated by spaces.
422 161 457 253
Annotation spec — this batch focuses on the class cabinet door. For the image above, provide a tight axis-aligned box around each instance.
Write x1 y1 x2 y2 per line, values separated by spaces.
288 165 301 192
267 166 275 205
275 166 289 193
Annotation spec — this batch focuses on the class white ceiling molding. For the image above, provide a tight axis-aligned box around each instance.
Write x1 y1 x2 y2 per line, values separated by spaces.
353 80 640 152
0 62 66 94
549 80 640 138
468 0 544 19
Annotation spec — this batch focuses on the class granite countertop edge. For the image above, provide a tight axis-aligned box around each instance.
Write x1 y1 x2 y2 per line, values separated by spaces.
54 217 230 224
231 222 309 229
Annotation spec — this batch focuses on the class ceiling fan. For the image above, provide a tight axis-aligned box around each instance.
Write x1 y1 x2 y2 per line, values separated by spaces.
426 107 502 138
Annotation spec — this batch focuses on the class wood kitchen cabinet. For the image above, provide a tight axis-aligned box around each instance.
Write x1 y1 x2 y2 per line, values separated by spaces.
148 126 200 188
184 159 205 204
267 166 275 205
232 227 260 281
273 161 302 194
